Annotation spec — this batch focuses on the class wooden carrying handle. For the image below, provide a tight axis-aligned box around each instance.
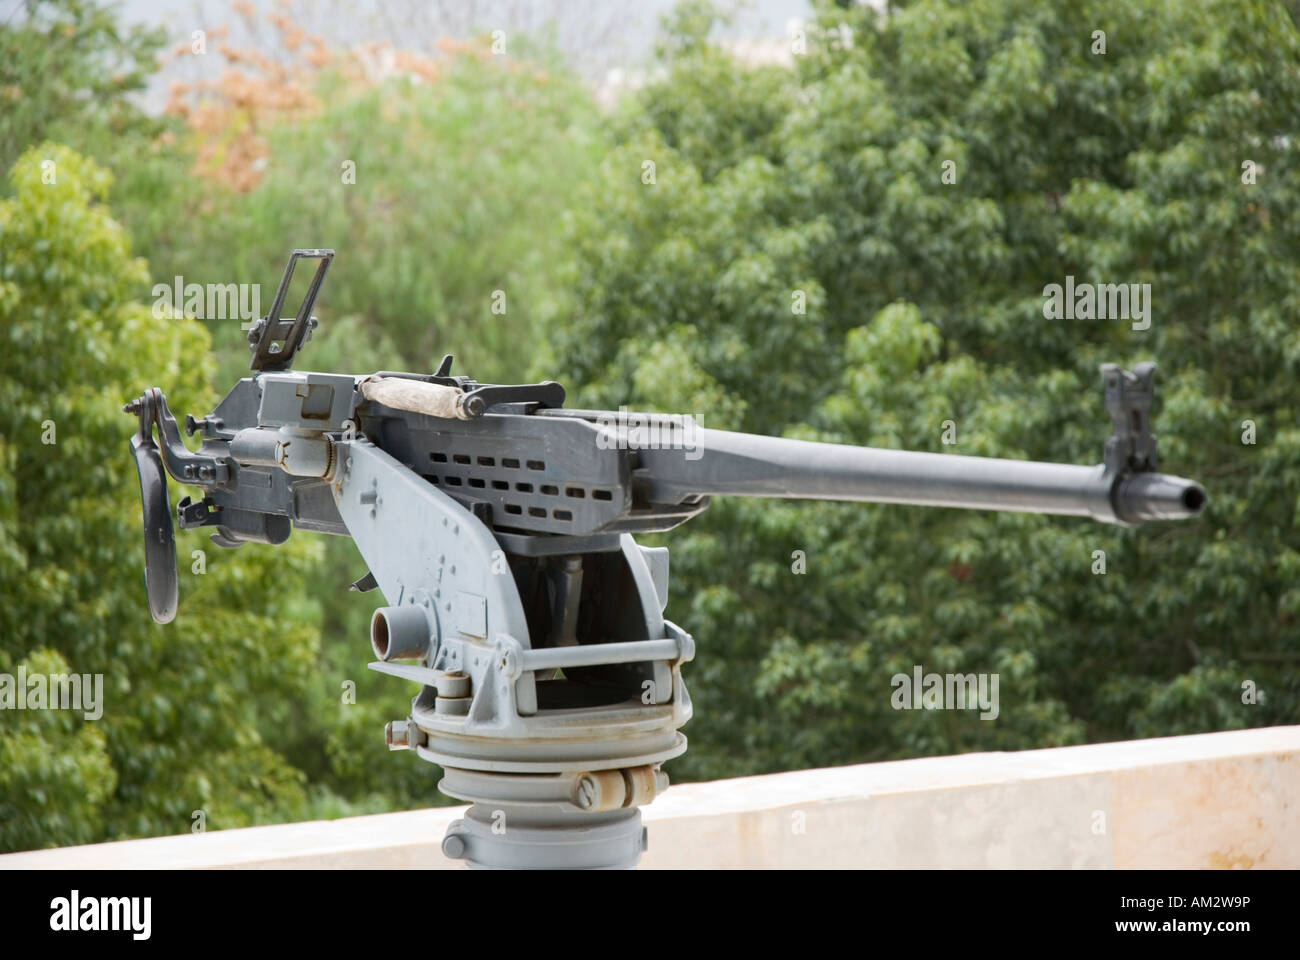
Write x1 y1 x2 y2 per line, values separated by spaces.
360 376 471 420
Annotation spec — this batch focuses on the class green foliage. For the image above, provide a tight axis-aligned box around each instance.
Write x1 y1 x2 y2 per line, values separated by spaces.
4 0 1297 850
0 145 322 850
555 0 1300 780
116 53 603 387
96 34 607 814
0 0 166 174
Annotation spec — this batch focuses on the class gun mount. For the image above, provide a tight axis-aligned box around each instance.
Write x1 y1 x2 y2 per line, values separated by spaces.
124 250 1207 868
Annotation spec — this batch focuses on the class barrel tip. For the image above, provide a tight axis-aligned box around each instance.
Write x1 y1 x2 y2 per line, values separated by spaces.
1182 484 1207 515
1115 472 1208 523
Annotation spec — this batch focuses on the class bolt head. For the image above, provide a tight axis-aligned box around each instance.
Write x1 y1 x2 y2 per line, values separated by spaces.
442 833 466 859
385 720 411 750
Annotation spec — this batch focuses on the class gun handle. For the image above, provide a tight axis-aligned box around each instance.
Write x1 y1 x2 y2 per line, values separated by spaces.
130 431 178 624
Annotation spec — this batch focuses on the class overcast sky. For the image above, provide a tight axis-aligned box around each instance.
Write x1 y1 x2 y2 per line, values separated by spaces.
110 0 817 70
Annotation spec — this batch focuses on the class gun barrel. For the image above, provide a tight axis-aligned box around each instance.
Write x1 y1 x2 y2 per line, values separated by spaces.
1114 471 1207 522
634 427 1206 525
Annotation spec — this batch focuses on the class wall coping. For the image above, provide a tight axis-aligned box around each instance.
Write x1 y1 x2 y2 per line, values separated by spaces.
3 725 1296 869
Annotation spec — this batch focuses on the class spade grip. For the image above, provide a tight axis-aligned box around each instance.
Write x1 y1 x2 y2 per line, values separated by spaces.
128 422 178 624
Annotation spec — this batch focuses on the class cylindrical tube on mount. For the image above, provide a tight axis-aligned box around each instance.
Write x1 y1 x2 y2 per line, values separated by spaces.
634 428 1206 525
228 427 281 468
371 604 433 661
229 427 334 478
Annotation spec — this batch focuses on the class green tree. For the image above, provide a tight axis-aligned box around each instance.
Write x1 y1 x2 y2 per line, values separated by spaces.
552 0 1300 781
116 47 604 388
4 5 610 818
103 36 608 812
0 145 323 851
0 0 166 174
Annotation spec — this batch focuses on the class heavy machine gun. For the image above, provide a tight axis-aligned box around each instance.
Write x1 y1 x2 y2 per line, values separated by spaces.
125 250 1207 868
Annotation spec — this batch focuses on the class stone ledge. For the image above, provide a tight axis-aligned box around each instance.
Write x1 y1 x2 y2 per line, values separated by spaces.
2 725 1295 869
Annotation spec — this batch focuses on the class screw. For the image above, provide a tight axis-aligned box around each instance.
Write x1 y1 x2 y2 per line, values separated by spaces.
575 775 596 810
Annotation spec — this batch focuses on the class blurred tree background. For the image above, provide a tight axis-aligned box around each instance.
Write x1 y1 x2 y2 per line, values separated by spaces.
1 0 1297 850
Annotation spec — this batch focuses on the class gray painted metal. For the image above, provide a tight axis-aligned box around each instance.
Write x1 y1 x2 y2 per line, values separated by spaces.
518 636 684 672
442 805 645 870
122 249 1210 869
635 429 1200 524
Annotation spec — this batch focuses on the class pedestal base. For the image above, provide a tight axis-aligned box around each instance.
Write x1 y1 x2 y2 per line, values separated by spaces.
441 804 646 869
